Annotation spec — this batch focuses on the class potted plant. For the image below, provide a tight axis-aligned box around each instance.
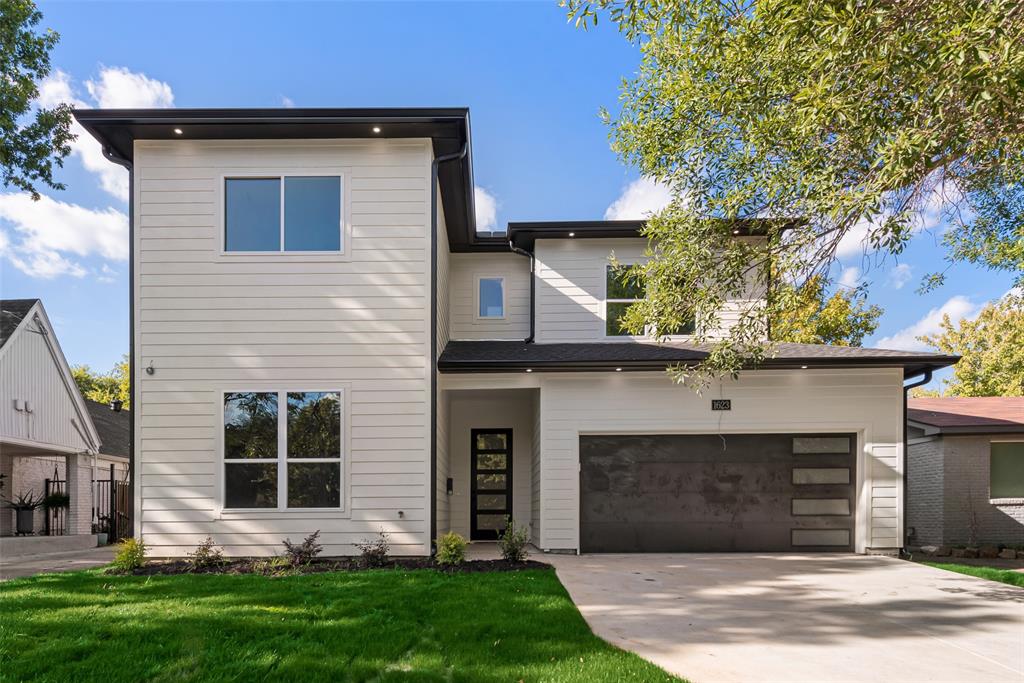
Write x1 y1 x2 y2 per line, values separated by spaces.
93 515 110 545
6 491 43 536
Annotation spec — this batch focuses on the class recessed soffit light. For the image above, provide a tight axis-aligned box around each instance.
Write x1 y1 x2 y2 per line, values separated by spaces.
372 126 382 134
173 128 183 135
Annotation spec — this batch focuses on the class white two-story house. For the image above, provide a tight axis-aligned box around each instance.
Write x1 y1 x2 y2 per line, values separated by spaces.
76 108 956 557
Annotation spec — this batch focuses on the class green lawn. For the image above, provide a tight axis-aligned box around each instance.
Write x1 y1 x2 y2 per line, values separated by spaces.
0 567 680 683
921 561 1024 588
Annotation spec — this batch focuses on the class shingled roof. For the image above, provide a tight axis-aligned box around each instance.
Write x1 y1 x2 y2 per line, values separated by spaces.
439 340 958 378
0 299 39 349
908 397 1024 434
85 399 130 458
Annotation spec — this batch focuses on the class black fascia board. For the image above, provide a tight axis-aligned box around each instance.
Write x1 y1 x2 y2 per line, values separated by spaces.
506 218 793 251
72 107 481 251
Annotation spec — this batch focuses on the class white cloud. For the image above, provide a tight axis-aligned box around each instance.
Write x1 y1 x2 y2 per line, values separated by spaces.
604 177 672 220
838 266 861 289
37 66 174 202
888 263 913 290
875 295 979 351
474 186 498 232
835 180 957 259
281 96 296 108
84 66 174 109
0 193 127 279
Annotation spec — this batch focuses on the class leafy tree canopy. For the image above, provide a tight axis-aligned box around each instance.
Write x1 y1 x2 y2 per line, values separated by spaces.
772 275 882 346
72 355 130 409
0 0 73 199
919 292 1024 396
565 0 1024 384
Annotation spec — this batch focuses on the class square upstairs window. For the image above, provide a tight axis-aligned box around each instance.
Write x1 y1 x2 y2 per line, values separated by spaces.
225 176 342 253
990 442 1024 499
477 276 505 319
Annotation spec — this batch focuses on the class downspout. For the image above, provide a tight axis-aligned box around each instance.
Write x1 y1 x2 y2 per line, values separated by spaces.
902 368 932 555
509 242 535 343
430 143 467 554
103 145 134 538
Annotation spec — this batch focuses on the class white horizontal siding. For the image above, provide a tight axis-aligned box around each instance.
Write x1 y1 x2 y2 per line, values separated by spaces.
535 367 904 553
448 253 530 340
534 237 764 342
133 138 433 557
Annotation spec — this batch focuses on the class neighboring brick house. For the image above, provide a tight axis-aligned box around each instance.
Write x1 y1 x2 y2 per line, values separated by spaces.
907 397 1024 547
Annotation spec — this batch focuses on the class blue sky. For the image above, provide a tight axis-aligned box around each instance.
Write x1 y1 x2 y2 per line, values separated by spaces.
1 1 1016 390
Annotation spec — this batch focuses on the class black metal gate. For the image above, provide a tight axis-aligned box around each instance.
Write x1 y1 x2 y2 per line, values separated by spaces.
43 476 66 536
93 464 130 541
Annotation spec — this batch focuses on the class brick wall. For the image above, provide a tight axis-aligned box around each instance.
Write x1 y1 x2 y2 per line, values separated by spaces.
907 437 945 546
942 436 1024 546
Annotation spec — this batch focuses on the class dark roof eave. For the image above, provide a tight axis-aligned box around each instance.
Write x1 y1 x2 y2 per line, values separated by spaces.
72 107 480 251
506 218 798 251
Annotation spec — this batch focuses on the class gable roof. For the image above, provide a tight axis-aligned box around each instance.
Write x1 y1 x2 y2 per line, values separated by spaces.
439 340 958 379
0 299 102 453
908 397 1024 434
85 400 130 458
72 107 493 252
0 299 40 349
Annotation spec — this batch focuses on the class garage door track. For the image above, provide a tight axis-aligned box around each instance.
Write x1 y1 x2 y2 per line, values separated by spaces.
547 553 1023 683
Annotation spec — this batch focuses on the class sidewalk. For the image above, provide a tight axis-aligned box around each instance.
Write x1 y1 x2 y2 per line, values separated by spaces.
0 546 116 581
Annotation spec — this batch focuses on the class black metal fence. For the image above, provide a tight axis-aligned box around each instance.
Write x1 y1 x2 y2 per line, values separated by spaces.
43 477 66 536
93 463 130 541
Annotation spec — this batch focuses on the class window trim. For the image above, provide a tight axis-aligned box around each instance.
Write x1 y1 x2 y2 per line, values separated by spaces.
218 170 351 260
602 262 698 340
989 439 1024 505
474 275 507 320
218 385 351 516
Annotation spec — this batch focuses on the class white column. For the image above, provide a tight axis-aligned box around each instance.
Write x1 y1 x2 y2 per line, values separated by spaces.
65 453 93 535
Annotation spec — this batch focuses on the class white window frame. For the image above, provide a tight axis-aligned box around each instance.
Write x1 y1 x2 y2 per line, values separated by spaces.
218 170 351 259
602 262 697 340
604 263 646 339
474 275 507 320
219 386 350 514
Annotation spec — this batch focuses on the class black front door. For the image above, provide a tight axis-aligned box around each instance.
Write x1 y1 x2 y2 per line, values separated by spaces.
470 429 512 540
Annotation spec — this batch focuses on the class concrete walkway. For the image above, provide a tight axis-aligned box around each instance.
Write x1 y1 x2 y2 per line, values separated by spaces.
0 546 115 581
546 553 1024 683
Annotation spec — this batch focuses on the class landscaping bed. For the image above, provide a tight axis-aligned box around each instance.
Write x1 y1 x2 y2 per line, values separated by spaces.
127 556 551 576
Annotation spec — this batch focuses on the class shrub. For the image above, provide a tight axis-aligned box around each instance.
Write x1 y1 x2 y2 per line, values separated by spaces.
282 530 323 567
435 531 468 566
110 537 147 572
498 517 529 563
355 530 390 568
42 491 70 510
187 536 224 570
251 556 294 576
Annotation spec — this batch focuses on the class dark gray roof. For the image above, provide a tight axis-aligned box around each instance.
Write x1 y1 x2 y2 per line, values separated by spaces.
438 340 958 378
85 399 130 458
0 299 39 349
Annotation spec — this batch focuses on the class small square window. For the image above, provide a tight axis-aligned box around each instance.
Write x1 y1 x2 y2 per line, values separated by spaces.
991 442 1024 498
478 277 505 318
225 179 280 252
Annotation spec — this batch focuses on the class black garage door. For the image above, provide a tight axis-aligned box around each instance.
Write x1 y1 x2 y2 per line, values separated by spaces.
580 433 856 552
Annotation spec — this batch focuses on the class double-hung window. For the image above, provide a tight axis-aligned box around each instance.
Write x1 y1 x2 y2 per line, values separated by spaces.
605 264 696 337
224 175 343 252
223 390 343 509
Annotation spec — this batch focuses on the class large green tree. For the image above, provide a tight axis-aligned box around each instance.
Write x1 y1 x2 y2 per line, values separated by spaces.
919 292 1024 396
772 276 882 346
0 0 72 199
72 355 130 409
566 0 1024 384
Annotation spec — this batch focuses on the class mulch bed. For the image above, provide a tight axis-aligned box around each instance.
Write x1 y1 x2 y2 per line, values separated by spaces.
122 557 550 576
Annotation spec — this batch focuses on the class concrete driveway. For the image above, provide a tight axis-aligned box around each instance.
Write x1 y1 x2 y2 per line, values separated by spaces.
546 553 1023 683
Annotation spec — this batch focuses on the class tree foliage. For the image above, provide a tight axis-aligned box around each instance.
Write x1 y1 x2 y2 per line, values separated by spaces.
72 355 130 409
564 0 1024 382
0 0 73 199
772 276 882 346
919 292 1024 396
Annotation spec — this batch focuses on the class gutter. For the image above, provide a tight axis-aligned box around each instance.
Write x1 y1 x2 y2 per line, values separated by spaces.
901 368 933 554
508 242 535 343
430 142 468 554
102 145 135 538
